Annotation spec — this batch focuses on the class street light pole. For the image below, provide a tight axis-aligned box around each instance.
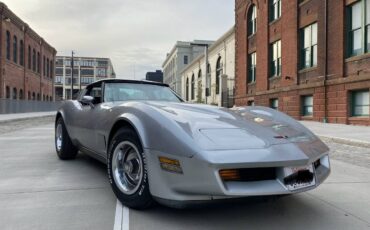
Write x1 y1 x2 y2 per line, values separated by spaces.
71 51 74 99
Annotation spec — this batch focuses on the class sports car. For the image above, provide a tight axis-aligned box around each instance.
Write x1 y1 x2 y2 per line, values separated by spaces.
55 79 330 209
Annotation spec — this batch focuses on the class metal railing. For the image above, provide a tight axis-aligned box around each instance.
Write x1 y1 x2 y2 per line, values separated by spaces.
0 99 63 114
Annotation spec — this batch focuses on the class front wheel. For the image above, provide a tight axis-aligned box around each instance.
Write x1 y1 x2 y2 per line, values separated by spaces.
55 117 78 160
107 128 153 209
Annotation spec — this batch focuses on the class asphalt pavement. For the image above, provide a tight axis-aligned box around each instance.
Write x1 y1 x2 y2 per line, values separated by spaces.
0 122 370 230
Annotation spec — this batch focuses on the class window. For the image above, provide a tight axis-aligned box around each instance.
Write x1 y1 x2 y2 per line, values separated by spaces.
6 31 11 60
300 23 317 69
47 58 50 77
19 89 23 100
270 40 281 77
351 90 369 116
301 95 313 116
55 68 63 75
37 52 40 73
184 55 188 64
347 0 370 56
13 88 17 100
206 64 211 96
269 0 281 22
43 56 46 76
28 46 31 69
32 49 36 71
13 36 18 63
248 52 257 83
32 92 35 100
19 40 24 66
50 60 53 78
81 68 94 76
270 98 279 110
191 74 195 100
216 57 222 95
248 5 257 36
6 86 10 99
186 78 189 101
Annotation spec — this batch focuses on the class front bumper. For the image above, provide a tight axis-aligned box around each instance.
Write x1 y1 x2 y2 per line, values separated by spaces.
144 140 330 203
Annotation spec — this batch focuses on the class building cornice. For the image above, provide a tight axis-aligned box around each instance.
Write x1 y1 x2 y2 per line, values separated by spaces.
180 26 235 75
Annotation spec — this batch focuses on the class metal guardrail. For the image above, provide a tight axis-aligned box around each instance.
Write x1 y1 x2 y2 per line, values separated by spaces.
0 99 63 114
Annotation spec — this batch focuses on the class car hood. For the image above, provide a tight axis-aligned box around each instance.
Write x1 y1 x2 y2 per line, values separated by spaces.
134 101 318 151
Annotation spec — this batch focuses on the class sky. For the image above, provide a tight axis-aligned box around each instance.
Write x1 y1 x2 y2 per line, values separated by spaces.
3 0 235 79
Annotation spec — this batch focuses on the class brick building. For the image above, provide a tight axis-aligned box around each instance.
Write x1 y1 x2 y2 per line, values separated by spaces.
0 3 56 101
235 0 370 125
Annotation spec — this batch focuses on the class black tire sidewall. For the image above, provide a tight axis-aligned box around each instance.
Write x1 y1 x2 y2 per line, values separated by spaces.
55 118 77 160
107 128 152 209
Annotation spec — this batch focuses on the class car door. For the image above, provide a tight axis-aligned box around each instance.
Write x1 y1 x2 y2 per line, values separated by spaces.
77 83 103 151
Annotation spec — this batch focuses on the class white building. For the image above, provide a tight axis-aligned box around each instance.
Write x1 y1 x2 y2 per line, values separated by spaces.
180 27 235 107
162 40 214 95
54 56 115 100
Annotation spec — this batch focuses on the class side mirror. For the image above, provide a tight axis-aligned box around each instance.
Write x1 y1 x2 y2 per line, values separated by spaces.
80 95 95 108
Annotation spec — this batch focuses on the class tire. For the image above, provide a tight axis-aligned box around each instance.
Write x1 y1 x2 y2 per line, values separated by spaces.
107 127 153 209
55 117 78 160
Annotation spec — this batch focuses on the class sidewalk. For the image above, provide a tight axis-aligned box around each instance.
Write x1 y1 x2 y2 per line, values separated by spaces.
300 121 370 148
0 111 56 123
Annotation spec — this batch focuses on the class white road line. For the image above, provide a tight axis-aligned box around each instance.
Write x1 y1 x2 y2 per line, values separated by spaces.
113 200 129 230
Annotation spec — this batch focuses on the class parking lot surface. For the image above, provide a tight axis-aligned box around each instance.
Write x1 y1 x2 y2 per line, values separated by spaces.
0 122 369 230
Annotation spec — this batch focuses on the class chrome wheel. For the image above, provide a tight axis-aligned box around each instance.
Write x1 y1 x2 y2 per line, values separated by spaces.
112 141 143 195
56 123 63 151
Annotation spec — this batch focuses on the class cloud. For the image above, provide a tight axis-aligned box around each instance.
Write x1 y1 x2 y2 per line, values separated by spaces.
3 0 234 79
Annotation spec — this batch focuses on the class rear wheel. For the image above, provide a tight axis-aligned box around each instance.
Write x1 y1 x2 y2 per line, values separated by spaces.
55 118 78 160
107 128 153 209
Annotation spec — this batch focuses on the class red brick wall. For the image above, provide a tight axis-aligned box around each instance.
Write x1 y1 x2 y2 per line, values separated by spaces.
0 3 56 101
235 0 370 125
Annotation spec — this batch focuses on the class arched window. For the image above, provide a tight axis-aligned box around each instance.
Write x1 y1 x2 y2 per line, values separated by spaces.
186 78 189 101
248 5 257 36
19 89 23 100
216 57 223 95
13 88 17 100
191 74 195 100
19 40 24 66
28 46 31 69
197 69 202 99
13 36 18 63
32 49 36 71
6 31 11 60
6 86 10 99
206 64 211 96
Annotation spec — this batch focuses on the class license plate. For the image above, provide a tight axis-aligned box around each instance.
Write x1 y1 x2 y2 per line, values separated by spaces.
284 164 316 190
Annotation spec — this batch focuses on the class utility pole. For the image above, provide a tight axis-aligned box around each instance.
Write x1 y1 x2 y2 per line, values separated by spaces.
71 51 74 99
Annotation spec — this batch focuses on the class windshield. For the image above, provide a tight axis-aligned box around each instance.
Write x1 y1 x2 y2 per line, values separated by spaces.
104 83 182 102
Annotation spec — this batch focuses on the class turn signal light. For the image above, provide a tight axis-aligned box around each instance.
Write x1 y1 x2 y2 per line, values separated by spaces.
219 169 241 181
159 157 183 174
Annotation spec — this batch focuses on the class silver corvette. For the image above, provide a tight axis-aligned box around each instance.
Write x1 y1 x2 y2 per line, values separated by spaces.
55 79 330 209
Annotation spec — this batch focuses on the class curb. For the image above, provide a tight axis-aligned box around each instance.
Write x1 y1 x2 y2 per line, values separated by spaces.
0 115 55 124
318 135 370 148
